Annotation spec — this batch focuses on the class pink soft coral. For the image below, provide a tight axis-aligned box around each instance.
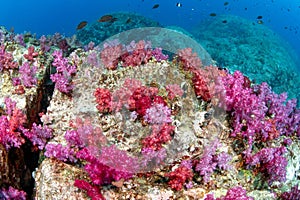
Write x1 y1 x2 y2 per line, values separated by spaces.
0 45 18 71
177 48 202 71
100 44 123 69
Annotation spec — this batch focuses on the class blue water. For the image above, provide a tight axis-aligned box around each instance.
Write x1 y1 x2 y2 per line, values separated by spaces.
1 0 299 67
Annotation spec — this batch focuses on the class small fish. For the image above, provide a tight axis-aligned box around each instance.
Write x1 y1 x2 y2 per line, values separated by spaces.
222 20 227 23
98 15 117 22
126 18 131 24
224 2 229 6
257 16 263 19
176 2 182 7
152 4 159 9
257 19 264 24
209 13 217 17
76 21 88 30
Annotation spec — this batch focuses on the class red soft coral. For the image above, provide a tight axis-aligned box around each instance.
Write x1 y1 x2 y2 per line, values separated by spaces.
94 88 112 113
165 166 193 191
142 123 175 150
121 40 153 67
23 46 39 61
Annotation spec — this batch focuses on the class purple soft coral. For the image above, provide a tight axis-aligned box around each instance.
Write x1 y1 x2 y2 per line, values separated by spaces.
19 62 38 87
50 50 76 93
247 146 287 185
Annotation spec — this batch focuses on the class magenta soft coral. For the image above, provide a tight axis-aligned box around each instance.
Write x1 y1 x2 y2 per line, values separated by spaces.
50 50 76 93
74 180 105 200
246 146 287 185
75 145 138 187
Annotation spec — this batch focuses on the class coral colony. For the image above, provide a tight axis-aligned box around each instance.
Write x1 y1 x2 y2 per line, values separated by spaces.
0 26 300 200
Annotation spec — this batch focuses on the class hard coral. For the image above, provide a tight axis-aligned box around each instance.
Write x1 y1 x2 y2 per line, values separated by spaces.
205 186 254 200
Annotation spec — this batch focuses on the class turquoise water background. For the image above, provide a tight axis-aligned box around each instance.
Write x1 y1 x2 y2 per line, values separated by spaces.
1 0 299 52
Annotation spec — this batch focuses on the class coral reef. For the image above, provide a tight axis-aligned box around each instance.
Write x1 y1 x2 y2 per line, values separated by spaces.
1 24 300 200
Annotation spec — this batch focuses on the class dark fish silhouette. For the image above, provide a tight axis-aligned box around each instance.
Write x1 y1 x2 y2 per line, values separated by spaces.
210 13 217 17
126 18 131 24
257 16 263 19
224 2 229 6
76 21 88 30
152 4 159 9
176 3 182 7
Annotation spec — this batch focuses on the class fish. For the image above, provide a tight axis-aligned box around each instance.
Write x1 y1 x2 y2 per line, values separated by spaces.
209 13 217 17
98 15 117 22
126 18 131 24
257 16 263 19
257 19 264 24
76 21 88 30
222 20 227 23
224 2 229 6
152 4 159 9
176 2 182 7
